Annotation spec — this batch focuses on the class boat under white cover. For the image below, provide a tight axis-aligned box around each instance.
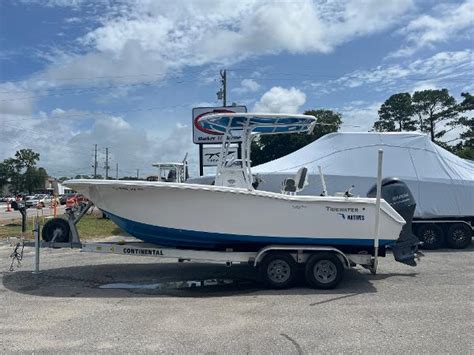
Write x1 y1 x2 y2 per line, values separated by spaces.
64 179 405 251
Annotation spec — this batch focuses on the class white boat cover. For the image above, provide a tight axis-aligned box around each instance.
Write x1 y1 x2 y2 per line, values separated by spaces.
253 132 474 218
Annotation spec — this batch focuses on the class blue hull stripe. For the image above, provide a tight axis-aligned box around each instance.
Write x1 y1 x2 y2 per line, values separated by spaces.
105 211 395 249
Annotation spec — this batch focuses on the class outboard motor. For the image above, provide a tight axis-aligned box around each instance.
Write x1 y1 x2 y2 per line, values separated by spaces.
367 178 421 266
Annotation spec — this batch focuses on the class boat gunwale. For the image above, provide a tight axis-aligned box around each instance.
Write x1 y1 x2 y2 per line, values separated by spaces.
64 179 406 224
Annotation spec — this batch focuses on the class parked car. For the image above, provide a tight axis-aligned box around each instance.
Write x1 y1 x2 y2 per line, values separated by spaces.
39 195 53 208
25 194 52 208
25 195 41 208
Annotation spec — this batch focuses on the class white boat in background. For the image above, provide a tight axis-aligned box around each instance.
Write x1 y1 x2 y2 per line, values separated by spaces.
65 113 419 266
148 161 187 183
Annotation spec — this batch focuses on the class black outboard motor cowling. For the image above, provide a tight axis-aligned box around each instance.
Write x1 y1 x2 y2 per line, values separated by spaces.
367 178 420 266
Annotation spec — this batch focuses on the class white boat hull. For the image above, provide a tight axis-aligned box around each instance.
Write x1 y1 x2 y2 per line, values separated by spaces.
65 180 405 251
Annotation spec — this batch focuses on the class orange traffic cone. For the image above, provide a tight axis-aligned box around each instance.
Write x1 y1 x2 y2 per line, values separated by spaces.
6 201 12 212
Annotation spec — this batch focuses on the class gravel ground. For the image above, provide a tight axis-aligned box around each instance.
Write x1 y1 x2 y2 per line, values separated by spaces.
0 240 472 354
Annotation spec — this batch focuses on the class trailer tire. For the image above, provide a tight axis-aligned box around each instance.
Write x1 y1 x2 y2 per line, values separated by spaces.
42 218 70 243
259 252 297 289
305 253 344 289
446 223 472 249
416 224 444 250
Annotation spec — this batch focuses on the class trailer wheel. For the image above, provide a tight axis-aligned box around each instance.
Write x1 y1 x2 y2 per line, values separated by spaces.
305 253 344 289
445 223 472 249
416 224 444 249
259 252 297 289
42 218 70 243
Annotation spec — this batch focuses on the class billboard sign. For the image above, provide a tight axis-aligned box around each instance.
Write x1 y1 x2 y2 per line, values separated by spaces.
202 146 238 167
192 105 247 144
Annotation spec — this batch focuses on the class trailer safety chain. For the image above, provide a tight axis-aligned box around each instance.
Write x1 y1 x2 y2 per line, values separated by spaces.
9 241 25 272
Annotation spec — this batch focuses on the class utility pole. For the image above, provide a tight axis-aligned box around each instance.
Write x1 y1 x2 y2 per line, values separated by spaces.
217 69 227 107
116 163 118 179
105 147 110 180
93 144 98 179
136 169 139 179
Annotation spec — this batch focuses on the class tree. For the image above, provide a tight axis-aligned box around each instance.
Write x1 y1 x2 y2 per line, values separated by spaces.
373 93 416 132
14 149 40 170
22 167 49 194
0 149 46 194
459 92 474 111
412 89 459 142
0 159 17 192
453 92 474 159
0 158 22 193
251 109 342 166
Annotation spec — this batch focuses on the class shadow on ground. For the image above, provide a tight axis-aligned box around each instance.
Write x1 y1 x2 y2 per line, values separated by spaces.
2 261 418 299
419 243 474 253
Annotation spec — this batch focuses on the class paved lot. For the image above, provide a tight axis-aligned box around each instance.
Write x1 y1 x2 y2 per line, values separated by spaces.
0 204 66 221
0 240 472 353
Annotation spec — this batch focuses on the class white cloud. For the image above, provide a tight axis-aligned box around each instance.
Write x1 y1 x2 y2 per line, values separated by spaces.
391 0 474 57
233 78 261 94
254 87 306 113
0 82 35 116
19 0 86 7
338 101 382 132
312 50 473 95
30 0 414 87
0 104 198 178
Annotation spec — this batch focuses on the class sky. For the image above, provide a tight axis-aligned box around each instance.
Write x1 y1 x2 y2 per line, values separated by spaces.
0 0 473 178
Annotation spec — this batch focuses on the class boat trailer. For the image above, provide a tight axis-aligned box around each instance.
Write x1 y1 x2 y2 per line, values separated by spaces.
8 150 421 289
8 200 380 289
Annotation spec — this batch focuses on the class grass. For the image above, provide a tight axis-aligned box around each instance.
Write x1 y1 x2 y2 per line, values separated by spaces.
0 213 124 240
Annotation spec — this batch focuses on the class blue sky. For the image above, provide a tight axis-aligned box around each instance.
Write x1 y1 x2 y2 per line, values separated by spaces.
0 0 473 178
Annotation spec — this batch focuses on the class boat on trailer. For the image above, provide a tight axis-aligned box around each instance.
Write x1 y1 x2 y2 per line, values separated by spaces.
46 113 420 288
64 113 419 253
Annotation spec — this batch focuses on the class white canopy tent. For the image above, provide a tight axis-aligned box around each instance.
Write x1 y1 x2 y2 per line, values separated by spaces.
253 132 474 219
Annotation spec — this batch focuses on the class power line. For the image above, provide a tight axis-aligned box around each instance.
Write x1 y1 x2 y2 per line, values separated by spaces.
2 68 471 98
1 102 195 123
0 76 205 101
0 67 208 86
93 144 98 179
104 147 110 179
